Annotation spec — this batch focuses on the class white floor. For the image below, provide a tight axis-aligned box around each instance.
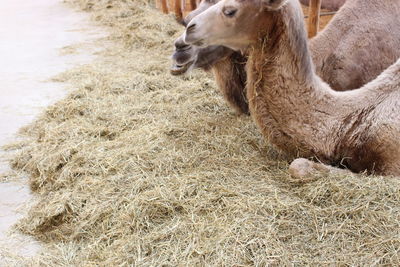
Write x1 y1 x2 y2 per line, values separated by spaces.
0 0 101 260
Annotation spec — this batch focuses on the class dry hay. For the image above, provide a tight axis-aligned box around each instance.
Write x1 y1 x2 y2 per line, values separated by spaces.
6 0 400 265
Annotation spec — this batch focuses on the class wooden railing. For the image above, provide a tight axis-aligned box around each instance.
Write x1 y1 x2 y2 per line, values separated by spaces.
155 0 201 19
157 0 325 38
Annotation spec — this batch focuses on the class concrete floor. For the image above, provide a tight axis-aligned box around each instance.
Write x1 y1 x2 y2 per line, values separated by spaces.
0 0 101 261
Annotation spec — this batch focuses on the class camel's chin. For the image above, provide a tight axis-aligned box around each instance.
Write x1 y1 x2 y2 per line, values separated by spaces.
170 61 194 76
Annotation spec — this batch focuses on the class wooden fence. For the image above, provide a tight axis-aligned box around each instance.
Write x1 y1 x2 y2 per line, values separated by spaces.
155 0 201 19
156 0 324 38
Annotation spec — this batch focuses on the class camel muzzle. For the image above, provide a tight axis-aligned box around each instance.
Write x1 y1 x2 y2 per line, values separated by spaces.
184 22 204 46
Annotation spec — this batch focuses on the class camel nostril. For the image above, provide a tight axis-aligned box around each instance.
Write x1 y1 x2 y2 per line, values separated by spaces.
187 23 196 34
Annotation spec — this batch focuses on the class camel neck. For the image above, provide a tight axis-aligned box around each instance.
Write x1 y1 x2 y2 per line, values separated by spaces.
247 4 336 109
248 5 324 93
245 3 341 158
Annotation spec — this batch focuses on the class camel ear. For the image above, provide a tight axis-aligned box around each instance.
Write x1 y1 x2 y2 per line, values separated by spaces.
262 0 288 10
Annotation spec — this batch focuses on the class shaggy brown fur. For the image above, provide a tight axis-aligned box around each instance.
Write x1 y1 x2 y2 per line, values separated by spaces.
172 0 400 113
211 52 248 114
184 0 400 176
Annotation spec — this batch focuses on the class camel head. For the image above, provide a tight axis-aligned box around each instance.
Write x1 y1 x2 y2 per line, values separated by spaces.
171 34 199 75
170 33 234 75
171 0 236 75
183 0 290 50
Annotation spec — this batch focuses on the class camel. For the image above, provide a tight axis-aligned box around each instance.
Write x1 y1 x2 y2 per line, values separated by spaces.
171 0 400 113
183 0 400 177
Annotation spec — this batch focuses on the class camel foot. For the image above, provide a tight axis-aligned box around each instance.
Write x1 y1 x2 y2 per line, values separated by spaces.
288 158 354 182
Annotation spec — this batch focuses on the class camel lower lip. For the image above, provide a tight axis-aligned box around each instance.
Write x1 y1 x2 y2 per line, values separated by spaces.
170 61 194 75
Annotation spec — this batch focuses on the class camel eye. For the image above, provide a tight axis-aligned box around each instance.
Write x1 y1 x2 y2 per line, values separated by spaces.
223 7 237 18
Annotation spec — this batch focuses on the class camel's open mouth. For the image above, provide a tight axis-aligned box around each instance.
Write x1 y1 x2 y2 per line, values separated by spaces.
170 61 194 76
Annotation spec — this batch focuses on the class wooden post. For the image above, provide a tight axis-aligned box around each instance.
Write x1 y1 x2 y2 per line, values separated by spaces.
307 0 321 38
174 0 183 19
183 0 190 17
190 0 197 10
168 0 173 10
160 0 168 13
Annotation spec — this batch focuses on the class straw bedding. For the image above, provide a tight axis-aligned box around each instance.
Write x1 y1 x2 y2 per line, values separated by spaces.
6 0 400 265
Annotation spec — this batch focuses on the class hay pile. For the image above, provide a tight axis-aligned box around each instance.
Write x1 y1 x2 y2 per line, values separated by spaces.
7 0 400 265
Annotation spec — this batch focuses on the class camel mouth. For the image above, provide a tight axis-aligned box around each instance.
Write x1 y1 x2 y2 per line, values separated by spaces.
170 61 195 76
177 45 191 52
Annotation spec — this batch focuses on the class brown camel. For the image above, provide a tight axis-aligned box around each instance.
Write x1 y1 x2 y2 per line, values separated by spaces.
184 0 400 177
172 0 400 113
